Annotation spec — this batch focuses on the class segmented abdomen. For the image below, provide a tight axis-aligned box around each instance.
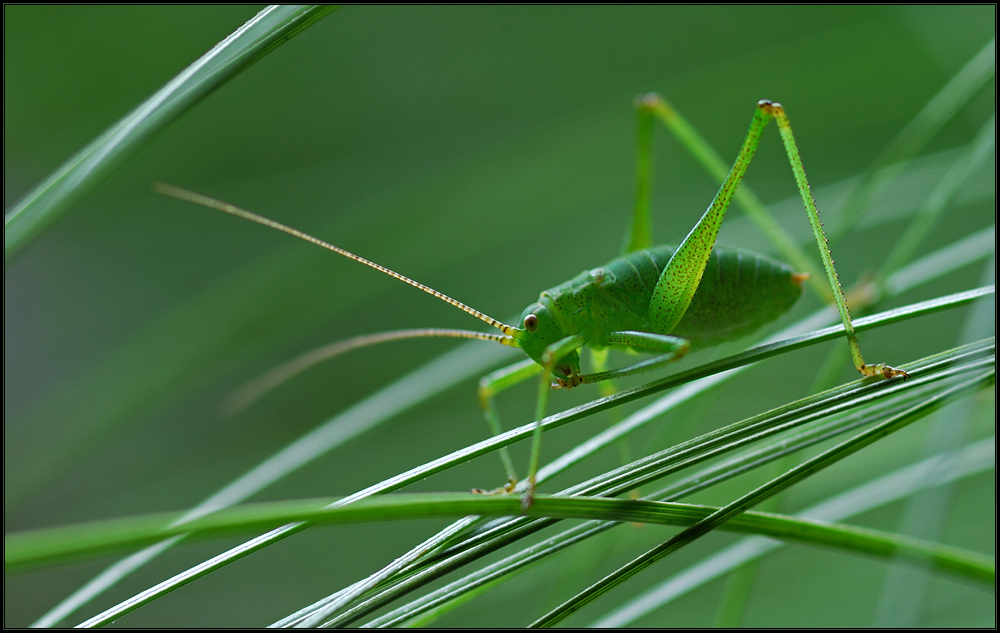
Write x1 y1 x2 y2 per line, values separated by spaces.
589 244 803 347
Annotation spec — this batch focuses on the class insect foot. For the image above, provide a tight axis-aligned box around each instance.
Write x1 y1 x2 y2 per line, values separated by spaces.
554 374 585 390
471 478 518 496
862 363 910 381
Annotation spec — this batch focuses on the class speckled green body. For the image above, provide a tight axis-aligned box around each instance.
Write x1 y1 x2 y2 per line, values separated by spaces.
517 244 802 365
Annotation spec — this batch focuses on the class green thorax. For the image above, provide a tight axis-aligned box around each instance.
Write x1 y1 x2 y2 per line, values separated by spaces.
529 244 803 352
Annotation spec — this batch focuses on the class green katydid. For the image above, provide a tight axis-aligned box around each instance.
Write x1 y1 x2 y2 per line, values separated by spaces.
155 96 907 509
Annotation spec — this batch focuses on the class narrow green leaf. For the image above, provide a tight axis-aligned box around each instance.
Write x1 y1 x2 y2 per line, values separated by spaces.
4 5 338 262
8 493 993 587
532 367 995 627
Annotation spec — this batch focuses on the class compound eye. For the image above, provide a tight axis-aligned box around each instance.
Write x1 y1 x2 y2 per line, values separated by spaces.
523 314 539 332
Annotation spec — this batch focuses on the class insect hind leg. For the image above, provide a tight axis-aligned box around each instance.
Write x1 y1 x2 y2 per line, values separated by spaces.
765 101 908 380
621 94 659 255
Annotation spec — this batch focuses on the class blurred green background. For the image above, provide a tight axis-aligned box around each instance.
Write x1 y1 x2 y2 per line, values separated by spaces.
4 6 994 627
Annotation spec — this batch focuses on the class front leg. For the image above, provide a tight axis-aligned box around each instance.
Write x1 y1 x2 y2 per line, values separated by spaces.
476 359 541 490
523 334 588 510
588 348 631 468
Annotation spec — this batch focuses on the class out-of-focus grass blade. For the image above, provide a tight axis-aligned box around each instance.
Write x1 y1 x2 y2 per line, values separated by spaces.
878 116 995 279
886 226 995 295
3 5 338 263
830 38 995 242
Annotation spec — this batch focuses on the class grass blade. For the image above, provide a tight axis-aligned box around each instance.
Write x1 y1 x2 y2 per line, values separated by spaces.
531 366 995 627
4 5 338 263
7 493 994 587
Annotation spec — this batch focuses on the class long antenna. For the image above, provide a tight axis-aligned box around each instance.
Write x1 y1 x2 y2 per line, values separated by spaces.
154 183 520 339
222 328 512 416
